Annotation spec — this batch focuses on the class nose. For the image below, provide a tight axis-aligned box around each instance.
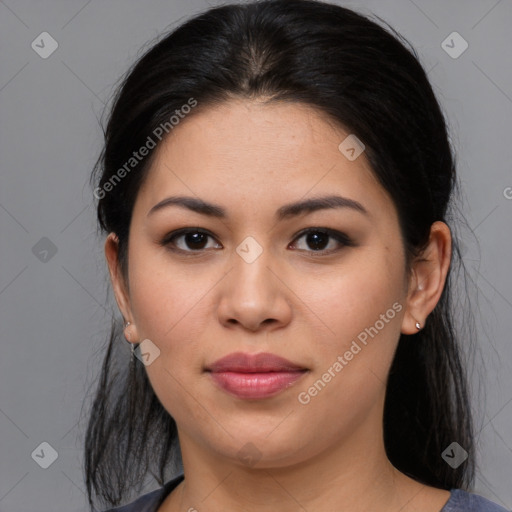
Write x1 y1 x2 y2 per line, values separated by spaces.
216 246 293 333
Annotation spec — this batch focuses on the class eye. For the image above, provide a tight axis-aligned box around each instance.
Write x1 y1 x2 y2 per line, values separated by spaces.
161 228 221 253
289 228 354 255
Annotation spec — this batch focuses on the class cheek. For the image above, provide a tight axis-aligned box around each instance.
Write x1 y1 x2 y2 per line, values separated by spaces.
311 246 405 346
127 250 219 391
295 252 406 426
293 260 404 434
127 261 212 423
128 241 199 334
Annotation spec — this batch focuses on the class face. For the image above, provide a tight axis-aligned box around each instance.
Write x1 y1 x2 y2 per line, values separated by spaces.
108 99 416 468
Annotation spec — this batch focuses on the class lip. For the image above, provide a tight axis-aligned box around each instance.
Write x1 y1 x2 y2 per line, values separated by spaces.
205 352 308 400
206 351 306 373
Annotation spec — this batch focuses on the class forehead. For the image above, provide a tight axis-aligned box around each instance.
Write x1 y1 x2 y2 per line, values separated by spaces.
154 99 360 170
134 99 392 220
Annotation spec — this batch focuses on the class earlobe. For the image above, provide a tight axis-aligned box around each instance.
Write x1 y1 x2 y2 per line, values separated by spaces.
400 221 452 335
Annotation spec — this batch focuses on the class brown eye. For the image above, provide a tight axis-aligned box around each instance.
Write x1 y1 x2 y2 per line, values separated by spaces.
290 228 354 255
161 229 221 253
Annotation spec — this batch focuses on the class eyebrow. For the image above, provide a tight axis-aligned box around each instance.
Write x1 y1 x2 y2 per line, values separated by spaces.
147 194 369 220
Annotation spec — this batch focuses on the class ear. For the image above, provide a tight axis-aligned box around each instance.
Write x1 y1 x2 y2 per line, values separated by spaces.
105 232 135 329
401 221 452 335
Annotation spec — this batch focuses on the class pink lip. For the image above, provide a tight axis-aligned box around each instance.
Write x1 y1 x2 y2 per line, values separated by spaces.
205 352 308 400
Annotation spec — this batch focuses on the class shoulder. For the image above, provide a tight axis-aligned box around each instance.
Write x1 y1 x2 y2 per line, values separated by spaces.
102 487 164 512
442 489 509 512
101 474 185 512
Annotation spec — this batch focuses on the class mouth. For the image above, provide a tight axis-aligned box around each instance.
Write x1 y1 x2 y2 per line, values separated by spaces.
205 352 309 399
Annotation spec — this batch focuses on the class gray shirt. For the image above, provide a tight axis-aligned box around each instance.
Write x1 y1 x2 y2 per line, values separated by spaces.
102 474 509 512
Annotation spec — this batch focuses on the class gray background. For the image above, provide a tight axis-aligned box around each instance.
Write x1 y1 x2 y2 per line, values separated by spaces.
0 0 511 511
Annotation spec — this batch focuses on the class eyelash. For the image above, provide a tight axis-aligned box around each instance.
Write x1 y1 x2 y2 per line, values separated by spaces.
159 227 355 257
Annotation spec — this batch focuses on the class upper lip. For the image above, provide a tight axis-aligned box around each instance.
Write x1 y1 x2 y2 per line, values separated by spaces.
206 352 307 373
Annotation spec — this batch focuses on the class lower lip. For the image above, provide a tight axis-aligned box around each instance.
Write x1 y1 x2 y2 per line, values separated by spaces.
208 370 308 399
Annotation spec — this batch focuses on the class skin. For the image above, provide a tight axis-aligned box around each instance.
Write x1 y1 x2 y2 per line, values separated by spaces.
105 99 453 512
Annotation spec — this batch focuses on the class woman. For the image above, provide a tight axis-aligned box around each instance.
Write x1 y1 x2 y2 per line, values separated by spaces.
84 0 508 511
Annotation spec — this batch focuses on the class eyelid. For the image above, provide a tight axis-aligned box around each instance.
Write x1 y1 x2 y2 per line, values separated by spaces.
159 227 354 255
